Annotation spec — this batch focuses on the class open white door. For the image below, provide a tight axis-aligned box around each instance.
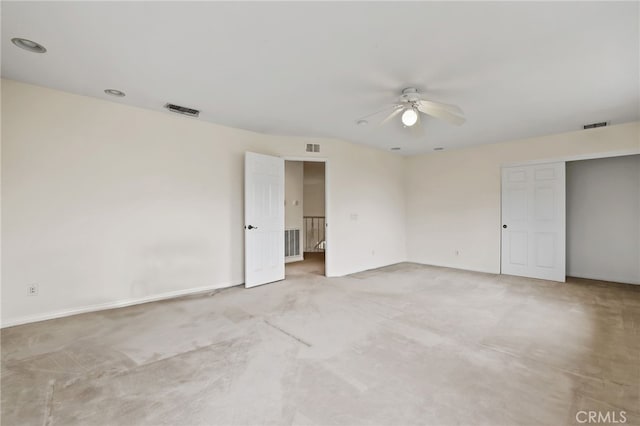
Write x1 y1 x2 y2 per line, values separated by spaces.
244 152 285 288
501 162 566 282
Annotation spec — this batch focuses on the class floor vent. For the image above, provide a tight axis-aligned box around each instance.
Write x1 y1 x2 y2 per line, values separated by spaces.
285 229 300 258
306 144 320 153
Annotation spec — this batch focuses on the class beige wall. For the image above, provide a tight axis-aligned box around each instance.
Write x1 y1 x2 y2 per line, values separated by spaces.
285 161 304 229
1 79 407 326
406 121 640 273
303 162 325 217
3 78 638 327
285 161 304 260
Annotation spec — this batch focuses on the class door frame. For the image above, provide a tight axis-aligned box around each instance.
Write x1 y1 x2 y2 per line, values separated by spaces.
502 149 640 168
499 148 640 278
282 156 330 277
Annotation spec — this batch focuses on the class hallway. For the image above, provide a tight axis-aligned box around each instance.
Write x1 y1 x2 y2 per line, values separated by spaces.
286 252 325 277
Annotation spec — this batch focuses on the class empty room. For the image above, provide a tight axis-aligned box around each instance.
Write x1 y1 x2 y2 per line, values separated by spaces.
1 2 639 425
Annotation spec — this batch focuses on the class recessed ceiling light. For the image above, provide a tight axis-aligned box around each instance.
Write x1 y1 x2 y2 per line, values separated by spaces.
434 147 444 151
390 147 401 151
104 89 126 97
11 38 47 53
356 119 368 126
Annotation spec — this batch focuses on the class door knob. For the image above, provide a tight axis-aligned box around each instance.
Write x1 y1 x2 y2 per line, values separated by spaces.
503 224 507 229
247 225 258 230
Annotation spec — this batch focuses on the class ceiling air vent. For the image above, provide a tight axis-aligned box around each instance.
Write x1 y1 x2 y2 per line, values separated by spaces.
583 121 607 130
306 144 320 153
164 103 200 118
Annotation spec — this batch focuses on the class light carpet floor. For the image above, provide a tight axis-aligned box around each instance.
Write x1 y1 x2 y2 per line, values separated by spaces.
2 261 639 425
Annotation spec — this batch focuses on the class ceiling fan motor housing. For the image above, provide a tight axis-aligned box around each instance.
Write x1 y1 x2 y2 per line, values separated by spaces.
400 87 421 103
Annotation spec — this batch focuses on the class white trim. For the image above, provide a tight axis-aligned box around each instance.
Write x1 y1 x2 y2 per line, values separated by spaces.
282 156 328 162
569 274 639 286
1 281 241 329
285 254 304 263
502 149 640 168
325 160 331 277
408 261 498 276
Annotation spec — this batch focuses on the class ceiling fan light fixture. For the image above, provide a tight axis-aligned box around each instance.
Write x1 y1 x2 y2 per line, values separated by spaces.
401 108 418 126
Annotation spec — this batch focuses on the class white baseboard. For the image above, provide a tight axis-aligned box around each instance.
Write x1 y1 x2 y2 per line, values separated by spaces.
1 281 241 329
406 260 499 275
285 255 304 264
331 258 408 278
567 274 639 286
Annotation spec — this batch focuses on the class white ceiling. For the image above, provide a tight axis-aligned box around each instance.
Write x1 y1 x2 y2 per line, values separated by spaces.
2 2 638 154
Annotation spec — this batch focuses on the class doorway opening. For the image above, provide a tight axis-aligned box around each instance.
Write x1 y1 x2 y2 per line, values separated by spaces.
284 160 326 277
566 154 640 285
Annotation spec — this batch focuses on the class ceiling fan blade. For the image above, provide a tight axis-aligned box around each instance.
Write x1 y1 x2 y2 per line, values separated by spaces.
419 99 464 115
380 105 404 126
357 104 403 122
416 102 466 126
411 113 426 138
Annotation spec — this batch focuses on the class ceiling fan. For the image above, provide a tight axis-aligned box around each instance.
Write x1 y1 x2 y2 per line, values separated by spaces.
358 87 466 129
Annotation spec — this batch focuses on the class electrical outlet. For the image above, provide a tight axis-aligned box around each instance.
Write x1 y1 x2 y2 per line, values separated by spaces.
27 284 38 296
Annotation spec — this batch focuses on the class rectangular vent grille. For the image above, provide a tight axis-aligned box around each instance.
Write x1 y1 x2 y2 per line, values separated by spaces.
285 229 300 258
583 122 607 130
306 144 320 153
164 103 200 118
